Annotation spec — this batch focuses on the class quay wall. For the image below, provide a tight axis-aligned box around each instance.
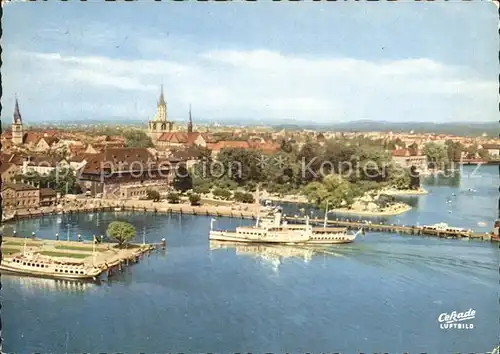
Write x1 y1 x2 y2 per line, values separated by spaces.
2 202 496 242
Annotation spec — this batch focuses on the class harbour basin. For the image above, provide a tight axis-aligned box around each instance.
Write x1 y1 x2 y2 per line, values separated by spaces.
1 165 499 353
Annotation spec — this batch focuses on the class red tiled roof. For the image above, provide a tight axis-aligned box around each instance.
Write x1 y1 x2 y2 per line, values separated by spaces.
0 162 18 174
210 141 251 151
392 149 410 157
69 153 96 163
80 147 177 174
481 144 500 150
392 148 424 157
23 132 44 144
2 182 38 191
40 188 57 197
158 132 208 145
249 141 280 152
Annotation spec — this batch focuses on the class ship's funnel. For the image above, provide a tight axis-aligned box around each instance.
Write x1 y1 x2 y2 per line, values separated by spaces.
274 211 281 226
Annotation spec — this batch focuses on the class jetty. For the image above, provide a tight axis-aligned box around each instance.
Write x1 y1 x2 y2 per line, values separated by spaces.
0 236 161 280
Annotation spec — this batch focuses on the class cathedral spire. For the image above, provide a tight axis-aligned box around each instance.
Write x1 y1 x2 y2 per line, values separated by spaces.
13 95 22 124
158 84 166 107
187 104 193 134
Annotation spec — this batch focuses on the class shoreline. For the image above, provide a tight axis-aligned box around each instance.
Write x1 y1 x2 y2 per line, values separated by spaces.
259 194 309 204
381 189 429 196
2 201 494 242
330 203 412 216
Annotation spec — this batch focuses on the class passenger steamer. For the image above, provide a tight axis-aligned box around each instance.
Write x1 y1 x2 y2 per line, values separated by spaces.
0 239 103 280
209 203 363 245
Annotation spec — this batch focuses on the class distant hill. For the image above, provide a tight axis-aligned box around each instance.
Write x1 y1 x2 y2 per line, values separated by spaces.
1 116 497 137
275 120 498 137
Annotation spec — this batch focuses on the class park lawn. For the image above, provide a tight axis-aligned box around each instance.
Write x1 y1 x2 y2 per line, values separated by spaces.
40 251 90 259
54 245 106 252
200 198 233 206
4 240 41 247
2 247 22 255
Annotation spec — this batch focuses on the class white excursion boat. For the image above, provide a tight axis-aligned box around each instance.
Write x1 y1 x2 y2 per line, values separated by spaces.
0 239 103 280
209 203 363 245
421 222 472 235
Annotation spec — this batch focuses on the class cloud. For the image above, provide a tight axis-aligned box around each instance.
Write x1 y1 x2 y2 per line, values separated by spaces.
2 45 496 124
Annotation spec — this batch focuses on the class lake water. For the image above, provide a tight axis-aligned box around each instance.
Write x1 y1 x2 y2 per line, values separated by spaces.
2 165 499 353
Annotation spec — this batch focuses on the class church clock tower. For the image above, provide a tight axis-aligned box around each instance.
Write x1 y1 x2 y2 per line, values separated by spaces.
148 85 175 144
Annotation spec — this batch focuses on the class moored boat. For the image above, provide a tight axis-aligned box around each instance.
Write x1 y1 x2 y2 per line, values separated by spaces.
0 239 104 280
421 222 472 235
209 203 362 245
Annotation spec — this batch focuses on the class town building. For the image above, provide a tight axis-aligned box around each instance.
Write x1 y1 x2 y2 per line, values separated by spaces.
2 182 40 209
19 155 70 176
8 98 62 150
32 136 61 152
391 148 428 171
0 162 21 183
78 147 180 199
39 188 58 206
479 144 500 158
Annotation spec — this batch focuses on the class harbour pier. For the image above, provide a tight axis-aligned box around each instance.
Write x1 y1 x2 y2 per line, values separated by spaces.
0 236 159 280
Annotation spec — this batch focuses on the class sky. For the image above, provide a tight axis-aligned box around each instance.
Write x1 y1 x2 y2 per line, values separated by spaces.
1 2 498 125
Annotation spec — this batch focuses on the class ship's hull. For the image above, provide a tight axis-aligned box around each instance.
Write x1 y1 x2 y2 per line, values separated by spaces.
209 231 355 245
0 263 102 280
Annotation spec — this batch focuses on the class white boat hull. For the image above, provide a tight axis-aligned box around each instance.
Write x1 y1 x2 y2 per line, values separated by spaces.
0 263 101 280
209 206 362 246
209 231 356 245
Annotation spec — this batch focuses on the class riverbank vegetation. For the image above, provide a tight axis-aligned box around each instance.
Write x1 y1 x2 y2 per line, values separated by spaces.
183 137 420 210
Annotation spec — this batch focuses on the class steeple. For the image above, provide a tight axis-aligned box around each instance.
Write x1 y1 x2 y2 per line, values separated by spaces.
13 95 22 124
158 84 166 107
187 104 193 134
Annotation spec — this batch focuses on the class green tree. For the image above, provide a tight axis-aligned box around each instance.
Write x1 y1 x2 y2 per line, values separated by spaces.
106 221 136 247
217 148 264 184
123 130 154 148
173 164 193 193
423 142 450 170
444 140 464 161
280 139 293 153
296 141 323 184
193 184 211 194
19 168 81 195
233 191 255 203
146 189 161 202
302 174 364 210
212 187 232 200
389 167 411 190
166 192 181 204
189 193 201 206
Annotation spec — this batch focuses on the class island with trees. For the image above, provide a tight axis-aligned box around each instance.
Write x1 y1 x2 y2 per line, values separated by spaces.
172 136 427 216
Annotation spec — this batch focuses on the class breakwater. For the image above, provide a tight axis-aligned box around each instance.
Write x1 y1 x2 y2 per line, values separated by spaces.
3 202 495 242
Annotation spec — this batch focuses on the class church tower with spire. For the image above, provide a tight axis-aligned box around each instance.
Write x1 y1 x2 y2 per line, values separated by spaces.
148 85 175 143
11 96 24 145
187 104 193 134
155 84 167 121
